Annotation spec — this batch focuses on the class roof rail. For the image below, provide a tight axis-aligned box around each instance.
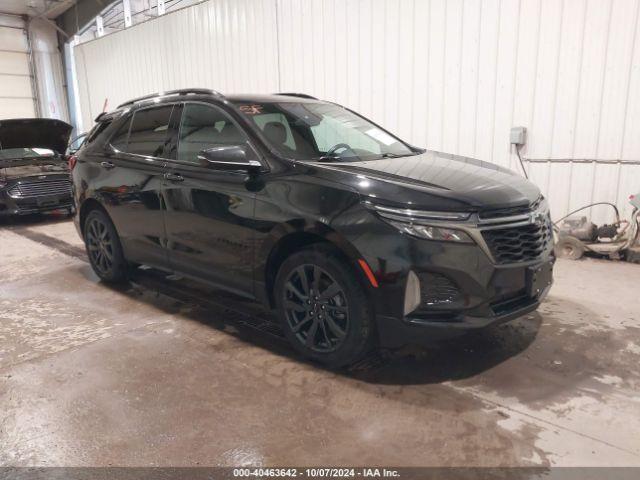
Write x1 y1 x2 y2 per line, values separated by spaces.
275 92 318 100
116 88 224 108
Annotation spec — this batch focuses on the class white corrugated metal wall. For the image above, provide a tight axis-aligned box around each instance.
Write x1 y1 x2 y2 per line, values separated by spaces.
74 0 640 223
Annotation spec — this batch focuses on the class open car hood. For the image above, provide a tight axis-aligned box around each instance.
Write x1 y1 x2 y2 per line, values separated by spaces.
0 118 73 154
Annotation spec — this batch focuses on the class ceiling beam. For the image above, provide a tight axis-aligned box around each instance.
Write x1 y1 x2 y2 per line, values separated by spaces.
55 0 118 38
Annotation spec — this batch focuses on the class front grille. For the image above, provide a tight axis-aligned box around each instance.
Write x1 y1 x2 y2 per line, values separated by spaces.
8 178 72 199
480 197 541 220
482 217 552 264
419 272 464 306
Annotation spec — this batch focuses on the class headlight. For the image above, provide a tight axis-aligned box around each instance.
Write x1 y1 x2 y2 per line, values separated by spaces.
367 203 475 243
387 220 474 243
372 204 471 221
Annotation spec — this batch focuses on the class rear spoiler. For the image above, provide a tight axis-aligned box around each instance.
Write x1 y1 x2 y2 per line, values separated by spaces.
94 108 128 123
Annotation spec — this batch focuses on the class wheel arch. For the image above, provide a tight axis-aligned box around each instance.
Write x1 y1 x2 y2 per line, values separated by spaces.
78 197 109 239
261 220 374 309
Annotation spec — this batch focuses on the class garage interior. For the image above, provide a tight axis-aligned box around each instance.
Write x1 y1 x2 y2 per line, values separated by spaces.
1 0 640 471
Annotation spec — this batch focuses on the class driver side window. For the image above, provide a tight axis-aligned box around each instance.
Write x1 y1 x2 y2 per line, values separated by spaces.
177 103 248 164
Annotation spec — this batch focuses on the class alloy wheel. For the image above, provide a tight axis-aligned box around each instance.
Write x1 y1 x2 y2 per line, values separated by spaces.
283 264 349 353
86 217 114 276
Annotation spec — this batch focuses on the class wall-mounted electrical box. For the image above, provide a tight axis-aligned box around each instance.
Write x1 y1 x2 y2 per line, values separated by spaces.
510 126 527 146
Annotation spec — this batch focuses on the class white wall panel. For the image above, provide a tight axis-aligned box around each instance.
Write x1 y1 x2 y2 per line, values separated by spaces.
0 18 35 119
29 18 70 121
75 0 279 125
75 0 640 223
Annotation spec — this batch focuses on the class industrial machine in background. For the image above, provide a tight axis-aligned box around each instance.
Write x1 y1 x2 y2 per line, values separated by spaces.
554 193 640 262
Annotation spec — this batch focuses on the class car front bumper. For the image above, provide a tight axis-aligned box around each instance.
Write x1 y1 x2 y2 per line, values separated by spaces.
0 192 74 217
343 209 555 348
376 280 551 347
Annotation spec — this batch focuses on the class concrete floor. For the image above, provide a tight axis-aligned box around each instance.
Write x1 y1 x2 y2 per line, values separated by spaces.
1 216 639 467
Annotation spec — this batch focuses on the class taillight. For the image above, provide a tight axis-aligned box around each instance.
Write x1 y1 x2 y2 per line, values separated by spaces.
68 155 78 170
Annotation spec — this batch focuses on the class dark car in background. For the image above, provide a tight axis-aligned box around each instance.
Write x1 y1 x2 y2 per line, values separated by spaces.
0 118 74 217
71 89 554 367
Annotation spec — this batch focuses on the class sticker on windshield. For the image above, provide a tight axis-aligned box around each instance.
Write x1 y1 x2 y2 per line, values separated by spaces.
239 104 263 115
365 128 396 146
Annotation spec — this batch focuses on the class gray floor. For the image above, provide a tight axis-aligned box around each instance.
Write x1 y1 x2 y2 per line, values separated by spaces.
1 216 639 467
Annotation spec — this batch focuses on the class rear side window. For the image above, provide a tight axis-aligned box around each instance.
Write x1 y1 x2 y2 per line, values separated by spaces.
127 105 174 158
177 103 247 164
110 116 131 151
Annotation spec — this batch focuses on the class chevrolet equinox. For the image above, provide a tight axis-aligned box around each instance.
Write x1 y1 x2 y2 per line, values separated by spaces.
71 89 554 367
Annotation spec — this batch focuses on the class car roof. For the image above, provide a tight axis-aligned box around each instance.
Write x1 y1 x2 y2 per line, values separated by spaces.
225 93 320 103
98 90 323 123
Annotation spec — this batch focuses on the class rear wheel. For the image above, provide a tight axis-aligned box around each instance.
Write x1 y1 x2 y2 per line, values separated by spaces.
83 209 129 283
275 248 374 367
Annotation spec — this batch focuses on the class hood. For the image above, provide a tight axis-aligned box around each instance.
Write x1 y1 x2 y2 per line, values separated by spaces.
0 118 73 154
312 150 541 211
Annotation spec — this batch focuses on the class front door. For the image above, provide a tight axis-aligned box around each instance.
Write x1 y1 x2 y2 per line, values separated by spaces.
162 102 258 297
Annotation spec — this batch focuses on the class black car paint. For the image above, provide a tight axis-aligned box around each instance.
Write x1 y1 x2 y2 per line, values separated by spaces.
72 93 553 347
0 119 74 217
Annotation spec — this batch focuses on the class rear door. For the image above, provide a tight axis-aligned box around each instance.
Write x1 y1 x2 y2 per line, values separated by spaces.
97 104 177 269
162 101 258 297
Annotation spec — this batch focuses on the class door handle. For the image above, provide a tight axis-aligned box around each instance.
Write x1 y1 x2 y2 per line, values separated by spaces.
164 172 184 182
100 161 115 170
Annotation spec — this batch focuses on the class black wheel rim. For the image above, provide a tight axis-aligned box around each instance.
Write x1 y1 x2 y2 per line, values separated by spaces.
86 217 114 276
283 264 349 353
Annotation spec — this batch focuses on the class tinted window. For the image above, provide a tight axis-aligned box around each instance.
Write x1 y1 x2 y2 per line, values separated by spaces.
127 105 174 157
177 103 247 164
110 117 131 151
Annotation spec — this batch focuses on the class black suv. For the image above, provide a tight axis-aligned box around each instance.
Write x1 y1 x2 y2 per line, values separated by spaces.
71 89 554 366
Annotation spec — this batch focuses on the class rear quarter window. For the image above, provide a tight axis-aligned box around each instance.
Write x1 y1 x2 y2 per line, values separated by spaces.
84 121 113 147
110 116 132 152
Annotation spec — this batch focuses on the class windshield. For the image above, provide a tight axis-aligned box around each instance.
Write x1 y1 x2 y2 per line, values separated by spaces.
0 148 55 161
234 101 415 161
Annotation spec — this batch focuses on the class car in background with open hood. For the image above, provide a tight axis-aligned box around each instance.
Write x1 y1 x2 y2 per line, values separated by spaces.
0 118 74 217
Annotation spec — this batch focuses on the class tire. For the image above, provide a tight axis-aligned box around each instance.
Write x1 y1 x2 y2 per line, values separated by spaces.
83 209 129 283
274 247 374 367
554 235 584 260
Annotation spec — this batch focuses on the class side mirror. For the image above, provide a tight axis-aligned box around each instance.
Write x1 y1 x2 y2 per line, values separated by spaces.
197 145 261 172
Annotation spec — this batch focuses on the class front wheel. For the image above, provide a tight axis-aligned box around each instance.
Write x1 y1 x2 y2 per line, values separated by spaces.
274 248 374 367
83 209 129 283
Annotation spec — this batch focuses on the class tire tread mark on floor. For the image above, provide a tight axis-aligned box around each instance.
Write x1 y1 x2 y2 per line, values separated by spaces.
10 227 88 262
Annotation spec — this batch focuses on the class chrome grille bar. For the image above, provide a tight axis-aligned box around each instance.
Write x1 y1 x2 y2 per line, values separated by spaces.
8 179 72 199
